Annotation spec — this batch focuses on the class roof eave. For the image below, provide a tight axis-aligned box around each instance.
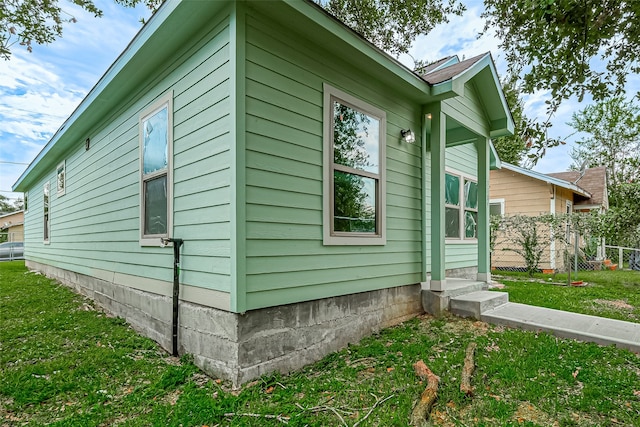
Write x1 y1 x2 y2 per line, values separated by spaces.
574 204 604 211
502 163 592 198
430 54 514 137
489 140 501 170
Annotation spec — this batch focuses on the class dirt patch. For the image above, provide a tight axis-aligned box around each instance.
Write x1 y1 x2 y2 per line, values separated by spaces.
441 318 491 337
513 402 558 426
593 299 634 310
161 389 182 406
191 373 211 387
493 275 566 286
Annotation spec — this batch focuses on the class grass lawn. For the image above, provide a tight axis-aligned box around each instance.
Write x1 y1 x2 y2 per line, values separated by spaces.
492 270 640 324
1 261 639 426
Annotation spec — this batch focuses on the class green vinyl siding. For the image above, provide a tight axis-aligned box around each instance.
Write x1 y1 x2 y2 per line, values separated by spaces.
442 83 490 138
242 9 423 310
446 144 478 177
22 17 233 294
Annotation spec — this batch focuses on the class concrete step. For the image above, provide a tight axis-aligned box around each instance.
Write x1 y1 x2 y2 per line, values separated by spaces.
482 302 640 353
421 279 487 316
450 291 509 320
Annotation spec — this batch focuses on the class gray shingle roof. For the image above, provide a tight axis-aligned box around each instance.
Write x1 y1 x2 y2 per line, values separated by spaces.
546 167 608 208
420 53 487 85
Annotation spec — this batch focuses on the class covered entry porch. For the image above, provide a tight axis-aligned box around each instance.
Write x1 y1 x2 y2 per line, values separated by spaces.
416 54 513 313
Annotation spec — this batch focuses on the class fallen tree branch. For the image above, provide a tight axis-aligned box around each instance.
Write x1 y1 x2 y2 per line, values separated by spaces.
353 394 394 427
411 360 440 426
224 412 290 424
294 403 349 426
460 342 477 397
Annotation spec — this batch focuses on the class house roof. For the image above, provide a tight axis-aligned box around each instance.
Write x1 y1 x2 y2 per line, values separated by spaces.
421 53 486 85
420 53 515 139
546 167 608 208
0 210 24 220
420 56 457 74
13 0 514 192
1 221 24 231
0 210 24 230
501 163 592 198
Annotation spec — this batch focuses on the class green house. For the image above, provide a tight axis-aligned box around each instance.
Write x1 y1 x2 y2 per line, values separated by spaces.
13 0 512 385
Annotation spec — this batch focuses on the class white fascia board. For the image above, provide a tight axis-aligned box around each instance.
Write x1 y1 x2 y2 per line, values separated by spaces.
502 162 592 198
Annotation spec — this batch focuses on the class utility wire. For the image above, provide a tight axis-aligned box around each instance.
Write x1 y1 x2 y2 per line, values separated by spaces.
0 161 29 165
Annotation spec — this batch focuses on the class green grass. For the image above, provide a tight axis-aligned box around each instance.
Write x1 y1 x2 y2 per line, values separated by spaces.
493 270 640 323
2 261 640 426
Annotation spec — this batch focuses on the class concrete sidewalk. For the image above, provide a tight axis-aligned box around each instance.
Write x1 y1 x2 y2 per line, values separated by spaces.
481 302 640 353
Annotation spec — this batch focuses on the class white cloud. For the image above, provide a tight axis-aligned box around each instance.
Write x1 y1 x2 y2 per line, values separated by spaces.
406 2 505 74
0 53 62 90
0 0 150 198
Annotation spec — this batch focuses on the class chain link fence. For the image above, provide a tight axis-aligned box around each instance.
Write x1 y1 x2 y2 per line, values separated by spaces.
491 220 576 273
490 214 631 273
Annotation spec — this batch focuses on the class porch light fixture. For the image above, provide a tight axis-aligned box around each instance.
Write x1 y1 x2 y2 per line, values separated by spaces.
401 129 416 143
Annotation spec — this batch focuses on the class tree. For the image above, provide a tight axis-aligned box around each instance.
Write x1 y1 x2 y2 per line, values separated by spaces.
483 0 640 158
12 197 24 211
0 194 16 213
568 97 640 187
0 0 159 59
601 183 640 248
491 75 530 166
566 97 640 248
320 0 465 57
484 0 640 106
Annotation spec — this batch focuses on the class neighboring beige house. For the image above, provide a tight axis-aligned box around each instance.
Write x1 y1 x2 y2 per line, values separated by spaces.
490 163 608 271
0 210 25 242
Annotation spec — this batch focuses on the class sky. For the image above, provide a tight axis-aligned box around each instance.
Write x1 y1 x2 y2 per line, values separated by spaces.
401 1 640 172
0 1 152 205
1 0 638 205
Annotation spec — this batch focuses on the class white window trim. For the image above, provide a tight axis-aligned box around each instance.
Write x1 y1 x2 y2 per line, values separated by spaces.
489 198 505 216
565 199 573 242
139 91 173 247
322 83 386 246
43 181 50 244
56 160 66 196
445 168 478 242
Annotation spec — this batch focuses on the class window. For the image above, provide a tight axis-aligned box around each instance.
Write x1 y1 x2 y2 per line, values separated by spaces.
24 192 28 213
445 171 478 240
43 182 50 243
139 92 173 245
56 161 66 195
323 84 386 245
489 199 504 217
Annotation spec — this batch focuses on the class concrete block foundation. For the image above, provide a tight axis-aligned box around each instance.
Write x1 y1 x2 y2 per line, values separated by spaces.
26 261 423 386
